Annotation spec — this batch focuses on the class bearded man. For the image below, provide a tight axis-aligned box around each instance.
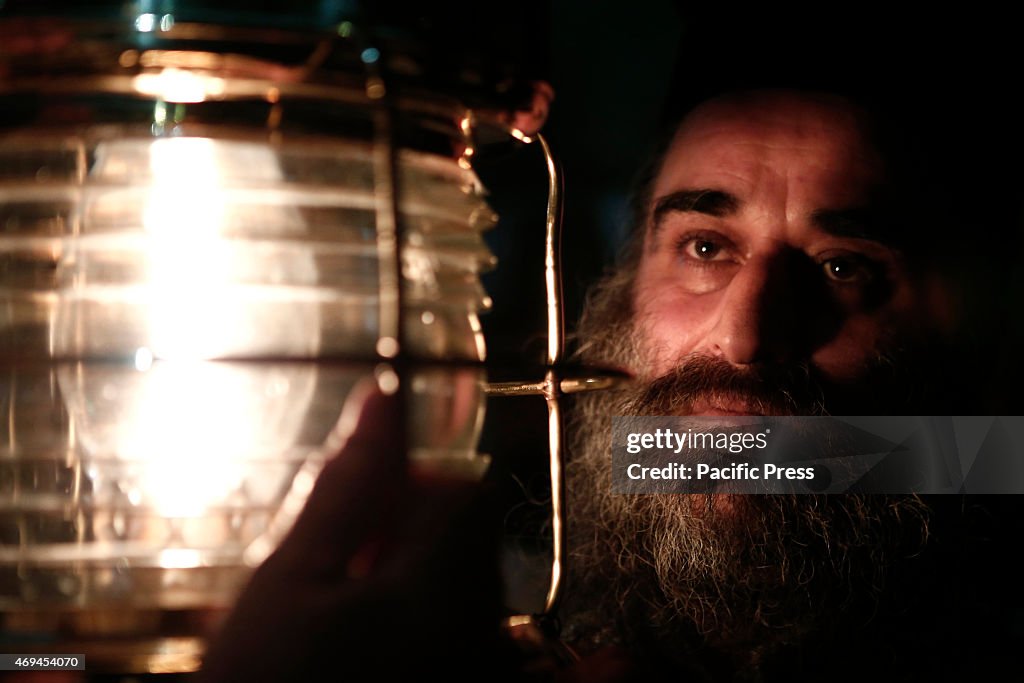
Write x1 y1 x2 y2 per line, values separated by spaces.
560 90 1022 681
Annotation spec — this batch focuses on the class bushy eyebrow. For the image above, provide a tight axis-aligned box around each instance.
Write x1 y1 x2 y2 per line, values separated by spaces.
651 189 898 249
810 208 894 245
651 189 740 238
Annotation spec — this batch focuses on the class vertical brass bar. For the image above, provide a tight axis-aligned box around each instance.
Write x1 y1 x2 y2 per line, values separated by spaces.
535 134 566 615
371 93 401 359
538 134 563 367
349 27 401 361
543 370 565 614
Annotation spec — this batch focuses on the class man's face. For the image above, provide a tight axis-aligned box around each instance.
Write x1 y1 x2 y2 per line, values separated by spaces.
630 93 926 412
566 92 933 664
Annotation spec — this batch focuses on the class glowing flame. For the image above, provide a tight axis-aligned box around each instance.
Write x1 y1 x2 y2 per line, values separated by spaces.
60 137 320 520
133 68 226 103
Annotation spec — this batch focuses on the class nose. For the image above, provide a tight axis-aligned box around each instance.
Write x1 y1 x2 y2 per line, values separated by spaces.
705 250 815 365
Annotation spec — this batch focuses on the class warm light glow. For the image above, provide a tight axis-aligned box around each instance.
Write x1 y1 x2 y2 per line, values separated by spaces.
133 68 226 103
134 346 154 371
1 25 502 658
509 128 534 144
158 548 203 569
140 138 318 360
60 138 322 518
143 138 233 360
116 361 313 517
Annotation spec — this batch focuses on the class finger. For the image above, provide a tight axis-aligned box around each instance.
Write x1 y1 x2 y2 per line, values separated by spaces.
199 384 408 682
371 472 505 634
265 381 407 579
374 471 493 584
298 475 509 678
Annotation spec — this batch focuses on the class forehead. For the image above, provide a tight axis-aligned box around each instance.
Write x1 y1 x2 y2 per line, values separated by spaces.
651 94 885 214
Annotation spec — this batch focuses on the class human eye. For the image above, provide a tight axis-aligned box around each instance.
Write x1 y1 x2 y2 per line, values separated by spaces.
818 251 879 285
673 231 739 266
663 230 741 294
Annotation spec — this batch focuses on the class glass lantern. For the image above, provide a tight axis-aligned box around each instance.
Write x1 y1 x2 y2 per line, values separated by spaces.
0 8 521 672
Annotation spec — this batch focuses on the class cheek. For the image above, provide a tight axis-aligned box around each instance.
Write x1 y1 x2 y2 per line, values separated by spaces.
632 274 721 379
809 315 888 382
811 276 923 382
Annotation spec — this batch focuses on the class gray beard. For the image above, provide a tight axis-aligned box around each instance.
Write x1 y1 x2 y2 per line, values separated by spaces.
562 265 930 671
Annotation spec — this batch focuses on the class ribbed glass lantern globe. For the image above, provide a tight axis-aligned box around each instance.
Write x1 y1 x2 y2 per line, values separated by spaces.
0 6 511 672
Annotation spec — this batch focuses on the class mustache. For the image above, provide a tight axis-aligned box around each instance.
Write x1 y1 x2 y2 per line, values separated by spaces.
624 354 828 416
